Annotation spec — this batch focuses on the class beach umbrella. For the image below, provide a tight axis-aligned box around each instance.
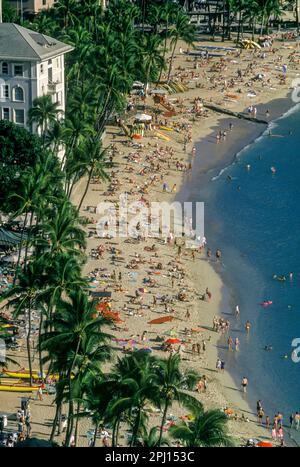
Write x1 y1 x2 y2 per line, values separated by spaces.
134 114 152 122
165 338 181 345
148 316 175 325
163 329 178 337
256 441 273 448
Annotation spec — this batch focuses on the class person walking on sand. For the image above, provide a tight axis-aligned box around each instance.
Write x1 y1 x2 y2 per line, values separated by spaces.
271 425 277 440
228 336 233 351
235 305 240 317
221 361 225 373
216 358 222 371
295 412 300 430
245 320 251 334
36 386 43 401
197 379 203 393
241 376 248 393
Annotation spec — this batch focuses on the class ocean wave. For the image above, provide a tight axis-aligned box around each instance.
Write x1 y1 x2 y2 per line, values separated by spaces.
274 101 300 121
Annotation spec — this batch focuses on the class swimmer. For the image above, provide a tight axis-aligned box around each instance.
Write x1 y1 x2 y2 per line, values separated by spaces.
237 186 241 191
264 345 273 351
246 164 251 170
271 166 276 174
289 272 293 281
227 175 233 181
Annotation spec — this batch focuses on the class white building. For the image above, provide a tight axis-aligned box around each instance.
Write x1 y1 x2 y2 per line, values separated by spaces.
7 1 55 16
0 23 73 132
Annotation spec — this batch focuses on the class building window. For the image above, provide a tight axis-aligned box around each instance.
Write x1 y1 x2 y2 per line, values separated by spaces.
2 108 10 121
2 62 8 74
14 64 24 77
1 84 10 99
13 86 24 102
14 109 25 125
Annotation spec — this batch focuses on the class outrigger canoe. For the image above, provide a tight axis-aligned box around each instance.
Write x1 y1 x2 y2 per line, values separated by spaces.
0 384 39 392
2 369 42 380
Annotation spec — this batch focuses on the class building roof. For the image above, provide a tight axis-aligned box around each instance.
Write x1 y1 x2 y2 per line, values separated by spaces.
0 23 74 61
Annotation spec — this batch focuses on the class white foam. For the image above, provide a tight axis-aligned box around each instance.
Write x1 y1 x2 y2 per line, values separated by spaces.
211 102 300 182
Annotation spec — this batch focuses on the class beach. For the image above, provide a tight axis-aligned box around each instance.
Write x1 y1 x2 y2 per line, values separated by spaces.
1 35 299 446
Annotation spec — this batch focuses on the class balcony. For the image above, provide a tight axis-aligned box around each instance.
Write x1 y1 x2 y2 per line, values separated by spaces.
47 80 61 93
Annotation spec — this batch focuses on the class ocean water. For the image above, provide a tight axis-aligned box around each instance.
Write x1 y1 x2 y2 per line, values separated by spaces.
199 105 300 438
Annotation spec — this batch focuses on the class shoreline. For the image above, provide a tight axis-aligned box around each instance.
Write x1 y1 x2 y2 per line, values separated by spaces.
177 90 297 445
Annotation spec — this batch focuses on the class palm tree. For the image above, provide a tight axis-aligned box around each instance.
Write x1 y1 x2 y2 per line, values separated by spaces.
41 289 111 446
107 352 161 447
2 260 44 385
76 135 110 211
170 407 235 447
138 33 164 93
166 8 196 81
36 200 86 260
28 95 60 146
140 426 170 447
156 354 201 446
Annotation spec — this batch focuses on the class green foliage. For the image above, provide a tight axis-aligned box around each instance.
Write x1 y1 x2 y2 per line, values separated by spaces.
0 121 44 213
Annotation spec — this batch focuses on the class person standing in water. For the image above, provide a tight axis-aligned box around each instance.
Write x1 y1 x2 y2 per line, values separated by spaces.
241 376 248 393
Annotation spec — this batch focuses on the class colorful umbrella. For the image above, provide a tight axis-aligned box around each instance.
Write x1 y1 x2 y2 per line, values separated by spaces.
148 316 175 325
165 338 181 345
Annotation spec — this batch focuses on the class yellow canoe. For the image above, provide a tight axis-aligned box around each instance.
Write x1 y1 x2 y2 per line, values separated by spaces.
2 370 61 381
0 384 39 392
3 370 41 380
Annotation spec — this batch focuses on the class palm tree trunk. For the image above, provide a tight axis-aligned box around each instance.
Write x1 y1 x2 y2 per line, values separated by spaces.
50 401 61 441
74 401 81 446
167 39 178 82
158 399 169 446
115 418 121 447
92 422 99 447
65 339 81 446
38 311 44 380
252 19 256 41
130 407 142 447
24 211 34 269
77 166 94 212
27 302 33 386
14 211 28 285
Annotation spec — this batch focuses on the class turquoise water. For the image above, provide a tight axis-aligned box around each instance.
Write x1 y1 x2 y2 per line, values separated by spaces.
201 106 300 435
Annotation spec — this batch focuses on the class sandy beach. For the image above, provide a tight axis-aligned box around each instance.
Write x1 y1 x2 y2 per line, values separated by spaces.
1 34 299 446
